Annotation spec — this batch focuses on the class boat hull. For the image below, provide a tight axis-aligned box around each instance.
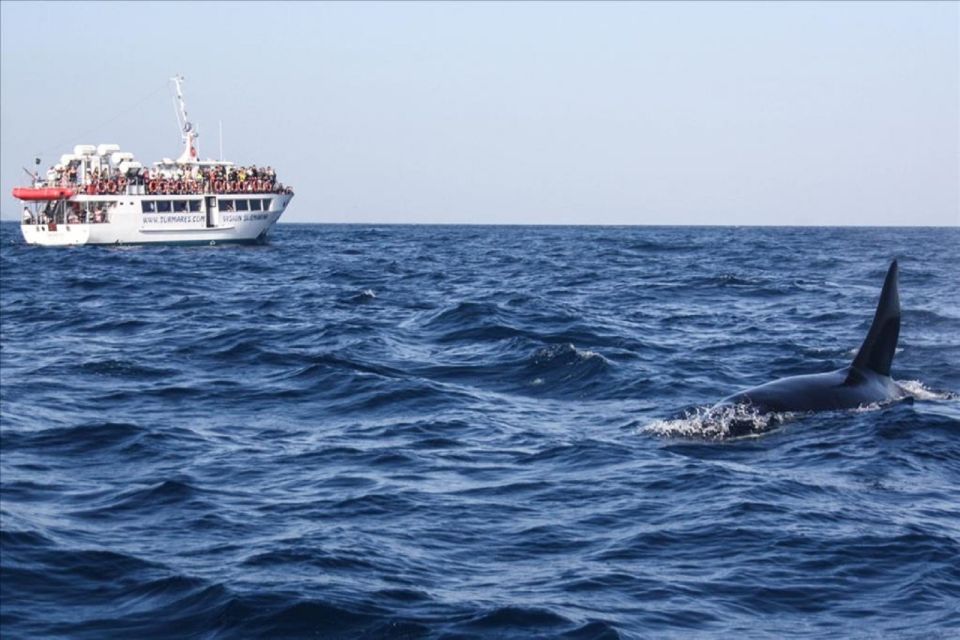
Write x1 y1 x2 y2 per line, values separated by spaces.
19 193 292 246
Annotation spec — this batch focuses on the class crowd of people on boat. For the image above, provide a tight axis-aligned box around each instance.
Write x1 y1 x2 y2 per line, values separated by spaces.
49 164 80 185
41 162 292 196
144 165 291 196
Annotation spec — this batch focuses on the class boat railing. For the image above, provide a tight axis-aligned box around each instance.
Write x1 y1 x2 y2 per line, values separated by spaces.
32 176 293 197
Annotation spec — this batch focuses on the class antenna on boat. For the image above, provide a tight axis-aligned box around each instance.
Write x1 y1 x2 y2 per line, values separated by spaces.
219 120 223 162
170 74 199 164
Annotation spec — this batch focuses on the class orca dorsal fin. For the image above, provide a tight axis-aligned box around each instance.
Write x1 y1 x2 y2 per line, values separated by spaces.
851 260 900 377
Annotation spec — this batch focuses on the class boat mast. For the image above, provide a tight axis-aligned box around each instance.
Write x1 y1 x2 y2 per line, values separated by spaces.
171 75 199 164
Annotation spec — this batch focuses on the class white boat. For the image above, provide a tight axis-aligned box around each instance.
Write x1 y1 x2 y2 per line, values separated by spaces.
14 76 294 246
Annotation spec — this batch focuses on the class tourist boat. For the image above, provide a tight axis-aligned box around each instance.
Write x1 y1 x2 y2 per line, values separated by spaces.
14 76 293 246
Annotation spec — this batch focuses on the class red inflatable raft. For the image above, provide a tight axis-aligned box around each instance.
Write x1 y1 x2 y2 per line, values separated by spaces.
12 187 76 201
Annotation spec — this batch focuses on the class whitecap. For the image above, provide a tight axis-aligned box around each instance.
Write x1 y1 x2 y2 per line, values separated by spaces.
644 404 792 440
897 380 956 401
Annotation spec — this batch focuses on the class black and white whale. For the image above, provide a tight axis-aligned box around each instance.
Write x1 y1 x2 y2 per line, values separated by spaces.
718 260 906 414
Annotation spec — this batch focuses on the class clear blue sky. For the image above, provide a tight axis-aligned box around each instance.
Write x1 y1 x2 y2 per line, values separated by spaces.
1 1 957 225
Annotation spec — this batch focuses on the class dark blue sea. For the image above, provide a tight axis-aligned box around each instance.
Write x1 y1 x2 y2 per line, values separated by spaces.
1 222 958 639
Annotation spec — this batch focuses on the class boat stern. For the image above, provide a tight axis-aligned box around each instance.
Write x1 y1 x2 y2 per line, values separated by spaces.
21 222 91 246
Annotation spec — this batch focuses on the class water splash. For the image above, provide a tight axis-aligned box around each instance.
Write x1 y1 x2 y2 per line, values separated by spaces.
645 404 793 440
897 379 957 401
649 380 954 438
528 343 609 368
347 289 377 304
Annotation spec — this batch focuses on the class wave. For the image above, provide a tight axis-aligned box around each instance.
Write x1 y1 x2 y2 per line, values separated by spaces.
2 421 147 454
523 343 611 391
421 300 528 343
413 342 611 397
77 317 152 334
69 478 208 520
241 548 377 571
77 358 177 380
346 288 377 304
457 606 618 638
898 379 958 401
62 275 131 292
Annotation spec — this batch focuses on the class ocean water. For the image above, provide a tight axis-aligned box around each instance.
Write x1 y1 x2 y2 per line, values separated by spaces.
1 221 958 639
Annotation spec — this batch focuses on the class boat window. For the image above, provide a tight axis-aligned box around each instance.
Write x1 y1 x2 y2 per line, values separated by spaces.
220 199 234 212
173 200 188 212
189 200 201 212
236 199 249 212
262 198 272 211
142 201 156 213
250 199 262 211
157 201 172 213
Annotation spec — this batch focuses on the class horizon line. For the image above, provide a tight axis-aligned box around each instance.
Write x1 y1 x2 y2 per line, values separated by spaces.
4 218 957 229
274 221 960 229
